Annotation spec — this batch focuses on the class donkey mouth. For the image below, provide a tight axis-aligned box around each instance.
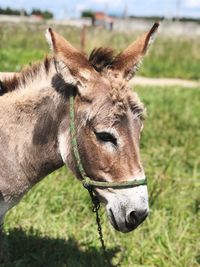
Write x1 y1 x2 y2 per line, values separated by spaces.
109 208 120 231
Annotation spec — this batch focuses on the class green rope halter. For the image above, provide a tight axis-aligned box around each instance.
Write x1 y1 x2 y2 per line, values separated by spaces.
69 94 147 189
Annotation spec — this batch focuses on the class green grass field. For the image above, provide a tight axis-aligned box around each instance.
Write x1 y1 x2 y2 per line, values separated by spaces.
0 22 199 267
0 23 200 80
3 86 200 267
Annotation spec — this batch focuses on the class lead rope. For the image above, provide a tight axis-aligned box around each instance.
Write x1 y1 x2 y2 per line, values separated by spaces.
87 185 123 267
70 94 124 266
87 187 113 267
69 94 112 266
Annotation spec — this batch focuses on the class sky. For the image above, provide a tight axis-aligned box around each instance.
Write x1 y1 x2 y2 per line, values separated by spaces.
0 0 200 19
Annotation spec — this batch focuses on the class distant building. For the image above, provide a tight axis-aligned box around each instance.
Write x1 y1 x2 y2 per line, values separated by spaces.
30 14 43 20
92 12 114 30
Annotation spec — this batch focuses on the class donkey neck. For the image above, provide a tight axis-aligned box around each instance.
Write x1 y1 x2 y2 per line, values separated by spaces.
0 66 71 202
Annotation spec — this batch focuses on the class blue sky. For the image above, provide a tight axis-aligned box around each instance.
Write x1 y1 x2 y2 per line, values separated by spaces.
0 0 200 18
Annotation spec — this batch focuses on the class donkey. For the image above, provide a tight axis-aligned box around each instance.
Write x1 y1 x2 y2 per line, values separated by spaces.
0 23 159 258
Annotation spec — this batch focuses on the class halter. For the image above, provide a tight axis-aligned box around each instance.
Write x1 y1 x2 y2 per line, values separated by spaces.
69 93 147 189
69 93 147 266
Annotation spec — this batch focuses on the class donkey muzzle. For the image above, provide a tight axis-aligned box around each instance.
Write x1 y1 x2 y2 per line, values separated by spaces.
105 185 149 233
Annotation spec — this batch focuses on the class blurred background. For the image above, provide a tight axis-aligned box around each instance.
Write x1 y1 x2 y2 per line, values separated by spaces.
0 1 199 267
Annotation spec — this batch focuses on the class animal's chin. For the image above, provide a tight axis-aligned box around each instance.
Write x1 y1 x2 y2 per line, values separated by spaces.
107 208 137 233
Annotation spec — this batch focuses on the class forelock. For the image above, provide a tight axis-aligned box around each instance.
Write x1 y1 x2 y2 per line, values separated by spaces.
88 47 115 72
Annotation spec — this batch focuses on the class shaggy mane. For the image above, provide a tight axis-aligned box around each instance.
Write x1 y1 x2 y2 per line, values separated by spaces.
0 48 145 120
0 48 116 96
88 47 115 72
0 57 51 96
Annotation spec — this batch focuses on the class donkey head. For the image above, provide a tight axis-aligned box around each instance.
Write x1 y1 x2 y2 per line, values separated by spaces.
46 23 159 233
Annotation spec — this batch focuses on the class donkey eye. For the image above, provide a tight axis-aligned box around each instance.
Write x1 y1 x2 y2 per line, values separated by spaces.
95 131 117 146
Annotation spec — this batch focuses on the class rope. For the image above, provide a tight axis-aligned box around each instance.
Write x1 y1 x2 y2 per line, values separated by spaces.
69 94 147 189
83 176 147 189
88 188 114 267
69 94 112 265
69 93 147 267
69 94 86 179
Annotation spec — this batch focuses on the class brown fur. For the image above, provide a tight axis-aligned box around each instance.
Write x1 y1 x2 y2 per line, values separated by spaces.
1 56 51 94
0 49 145 120
89 47 115 72
0 48 114 96
0 24 159 256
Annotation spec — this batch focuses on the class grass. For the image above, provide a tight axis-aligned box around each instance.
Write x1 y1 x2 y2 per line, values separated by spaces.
0 22 200 80
0 22 199 266
3 86 200 267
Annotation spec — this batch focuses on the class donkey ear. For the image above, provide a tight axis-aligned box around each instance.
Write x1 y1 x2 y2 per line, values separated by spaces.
111 22 159 81
45 28 95 85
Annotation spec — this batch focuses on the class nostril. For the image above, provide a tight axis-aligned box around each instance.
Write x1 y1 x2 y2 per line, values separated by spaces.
128 209 148 225
129 211 138 224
